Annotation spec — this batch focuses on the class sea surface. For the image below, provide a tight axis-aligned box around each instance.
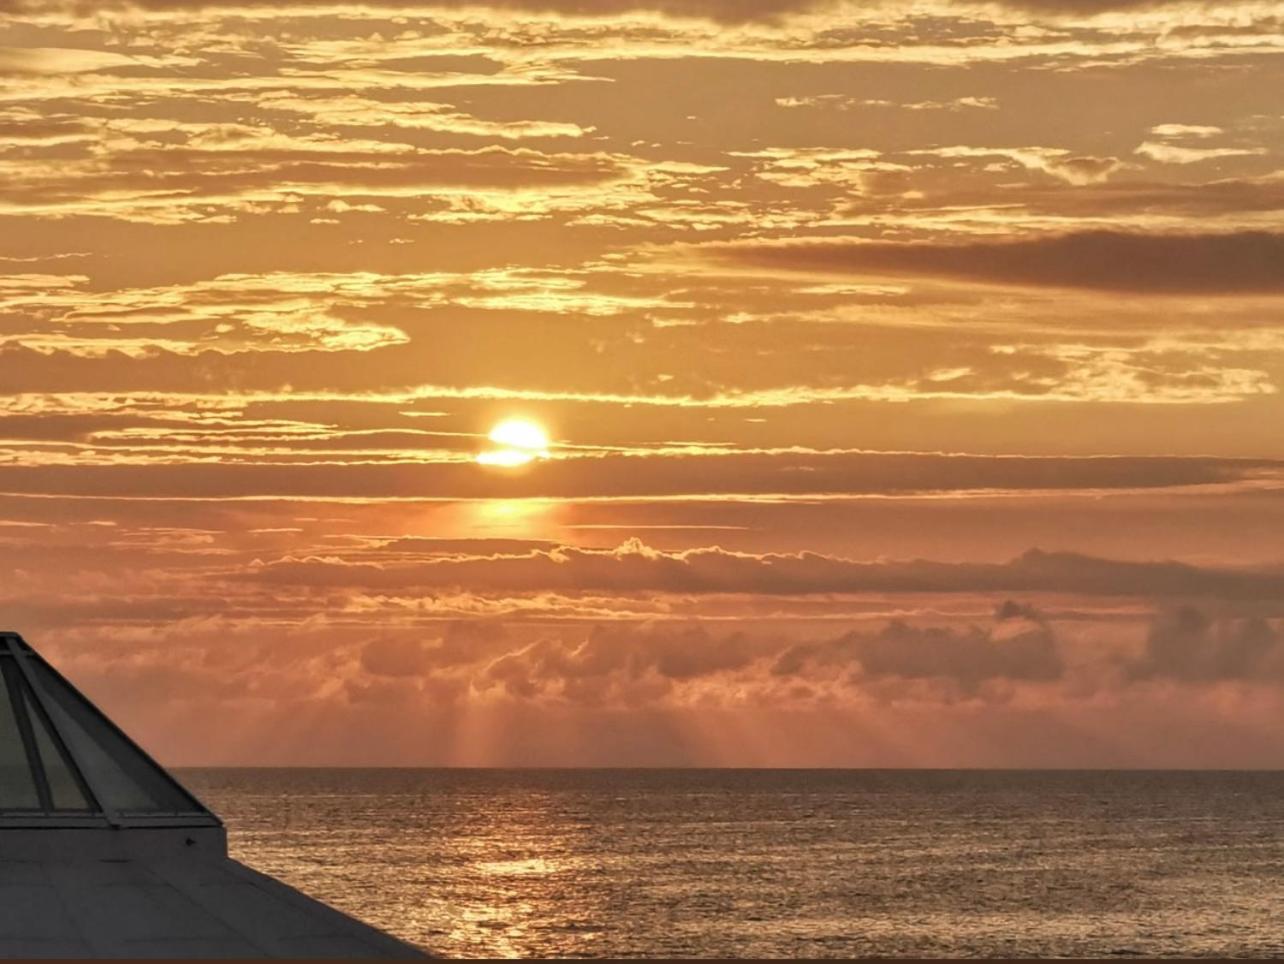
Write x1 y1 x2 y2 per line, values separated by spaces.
179 769 1284 959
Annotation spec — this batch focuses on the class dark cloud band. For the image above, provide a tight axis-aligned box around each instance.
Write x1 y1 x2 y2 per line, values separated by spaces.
720 231 1284 294
245 542 1284 600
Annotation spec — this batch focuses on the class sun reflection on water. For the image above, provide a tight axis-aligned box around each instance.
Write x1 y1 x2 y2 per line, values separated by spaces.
476 857 561 877
196 769 1284 960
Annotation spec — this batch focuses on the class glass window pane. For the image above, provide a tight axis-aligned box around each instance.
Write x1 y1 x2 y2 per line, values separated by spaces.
26 660 203 814
0 660 40 810
24 688 91 811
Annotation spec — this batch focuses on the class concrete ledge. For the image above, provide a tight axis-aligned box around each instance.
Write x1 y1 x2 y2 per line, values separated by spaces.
0 826 228 861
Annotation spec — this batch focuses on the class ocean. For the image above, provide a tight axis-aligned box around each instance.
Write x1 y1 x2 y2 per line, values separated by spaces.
179 769 1284 959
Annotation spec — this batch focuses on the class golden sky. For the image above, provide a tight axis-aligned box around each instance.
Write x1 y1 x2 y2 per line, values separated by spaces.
2 0 1283 766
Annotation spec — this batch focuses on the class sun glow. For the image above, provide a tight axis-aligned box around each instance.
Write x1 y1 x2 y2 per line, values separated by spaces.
477 417 551 467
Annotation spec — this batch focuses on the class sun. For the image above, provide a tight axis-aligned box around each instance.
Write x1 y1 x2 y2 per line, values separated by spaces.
477 417 551 467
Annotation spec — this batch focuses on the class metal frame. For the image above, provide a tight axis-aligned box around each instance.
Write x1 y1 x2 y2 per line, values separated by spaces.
1 656 54 812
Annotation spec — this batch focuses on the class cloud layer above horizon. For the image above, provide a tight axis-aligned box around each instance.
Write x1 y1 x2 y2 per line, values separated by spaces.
2 0 1283 766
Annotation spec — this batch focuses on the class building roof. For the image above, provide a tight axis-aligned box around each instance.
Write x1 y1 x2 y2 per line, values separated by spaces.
0 632 218 831
0 632 429 959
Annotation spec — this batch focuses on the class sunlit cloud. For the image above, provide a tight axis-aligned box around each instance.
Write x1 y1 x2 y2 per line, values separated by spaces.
1 0 1282 765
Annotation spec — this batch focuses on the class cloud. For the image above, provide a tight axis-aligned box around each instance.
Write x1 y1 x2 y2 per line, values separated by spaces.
775 95 998 112
480 605 1063 706
360 636 435 677
0 136 638 222
734 147 900 190
772 600 1063 690
480 622 769 704
971 173 1284 222
0 268 678 358
0 47 179 74
249 93 591 141
1130 607 1284 682
4 0 1279 88
0 0 844 25
716 231 1284 294
0 0 1238 20
1135 142 1265 165
995 0 1244 11
29 590 1284 724
0 435 1268 498
907 146 1122 186
1047 155 1124 185
246 540 1284 601
1134 120 1266 165
1149 123 1223 139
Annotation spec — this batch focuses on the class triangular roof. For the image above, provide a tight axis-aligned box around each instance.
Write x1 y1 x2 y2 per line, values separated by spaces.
0 631 218 829
0 631 428 958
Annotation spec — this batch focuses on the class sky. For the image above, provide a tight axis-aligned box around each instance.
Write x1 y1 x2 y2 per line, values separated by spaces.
2 0 1283 767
